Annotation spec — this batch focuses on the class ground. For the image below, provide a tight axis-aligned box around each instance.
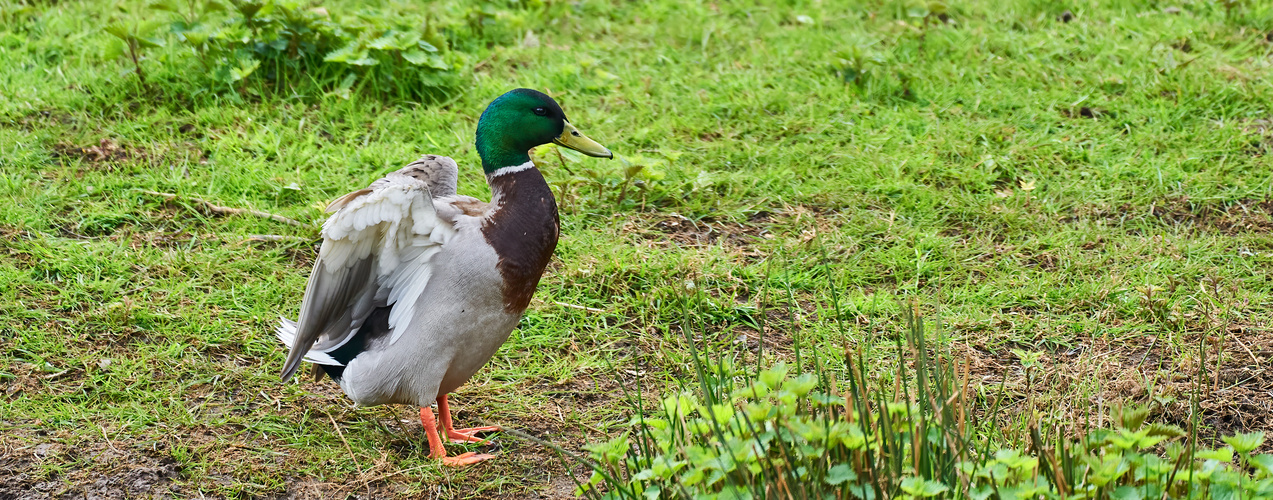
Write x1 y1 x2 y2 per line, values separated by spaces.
1 0 1271 498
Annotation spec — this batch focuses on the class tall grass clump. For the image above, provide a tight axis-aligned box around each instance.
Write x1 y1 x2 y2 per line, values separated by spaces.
574 305 1273 499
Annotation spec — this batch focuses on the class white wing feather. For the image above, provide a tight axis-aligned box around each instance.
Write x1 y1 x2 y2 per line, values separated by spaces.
278 172 452 381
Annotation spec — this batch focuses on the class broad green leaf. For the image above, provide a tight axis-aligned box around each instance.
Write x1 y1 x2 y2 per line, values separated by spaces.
324 44 376 65
573 470 605 497
104 23 131 40
180 30 210 46
581 432 628 462
1086 454 1131 487
711 485 753 500
1146 423 1186 439
1222 432 1265 455
832 423 866 449
323 43 358 62
1110 486 1144 500
230 57 260 81
680 466 704 486
899 477 949 497
810 391 845 406
405 53 448 70
136 20 166 37
1251 454 1273 477
847 482 876 500
148 0 181 12
1197 447 1235 462
402 49 429 65
367 31 399 50
233 0 267 18
370 30 420 51
104 38 126 59
136 36 165 49
758 364 787 390
1210 481 1239 500
826 463 857 485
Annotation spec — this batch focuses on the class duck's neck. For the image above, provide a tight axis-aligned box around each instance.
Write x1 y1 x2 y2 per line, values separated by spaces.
476 116 532 175
482 161 560 314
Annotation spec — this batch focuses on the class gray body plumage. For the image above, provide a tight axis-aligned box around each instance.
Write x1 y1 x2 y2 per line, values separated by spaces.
277 154 519 408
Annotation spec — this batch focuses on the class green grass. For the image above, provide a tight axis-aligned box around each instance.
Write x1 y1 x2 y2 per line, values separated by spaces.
1 0 1271 497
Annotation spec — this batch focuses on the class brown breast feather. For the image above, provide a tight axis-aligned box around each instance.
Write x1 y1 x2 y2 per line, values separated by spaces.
480 169 559 314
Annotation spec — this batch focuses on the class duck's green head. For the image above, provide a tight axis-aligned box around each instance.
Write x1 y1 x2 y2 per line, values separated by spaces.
475 88 612 174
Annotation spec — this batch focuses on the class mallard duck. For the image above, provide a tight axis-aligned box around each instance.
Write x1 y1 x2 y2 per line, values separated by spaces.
276 89 611 466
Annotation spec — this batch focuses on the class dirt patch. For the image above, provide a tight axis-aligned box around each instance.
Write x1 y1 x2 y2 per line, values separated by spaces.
1147 198 1273 234
14 109 76 132
118 230 199 249
959 322 1273 453
1061 106 1111 119
1065 197 1273 235
1245 118 1273 155
0 403 603 499
49 138 208 174
51 138 133 167
0 443 181 499
647 213 772 249
630 205 847 251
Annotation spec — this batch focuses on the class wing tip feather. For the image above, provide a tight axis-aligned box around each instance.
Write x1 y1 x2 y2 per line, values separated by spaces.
277 316 344 382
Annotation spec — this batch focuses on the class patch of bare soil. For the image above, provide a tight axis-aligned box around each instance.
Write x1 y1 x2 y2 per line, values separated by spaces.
646 213 773 249
960 322 1273 453
1066 197 1273 235
49 138 207 175
117 230 198 249
14 110 75 132
624 205 843 261
0 400 605 500
1060 106 1111 119
1244 118 1272 155
50 138 133 168
0 443 180 499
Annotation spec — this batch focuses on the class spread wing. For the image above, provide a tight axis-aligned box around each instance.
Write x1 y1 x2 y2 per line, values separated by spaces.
277 156 460 382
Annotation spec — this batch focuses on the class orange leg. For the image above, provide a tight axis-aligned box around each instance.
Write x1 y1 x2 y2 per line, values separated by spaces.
420 407 494 466
437 394 501 444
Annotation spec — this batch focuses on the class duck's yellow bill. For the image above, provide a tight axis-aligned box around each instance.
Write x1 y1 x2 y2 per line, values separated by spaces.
554 121 613 159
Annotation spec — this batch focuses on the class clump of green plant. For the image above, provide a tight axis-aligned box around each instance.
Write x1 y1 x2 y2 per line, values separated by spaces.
575 307 1273 499
104 20 168 91
832 38 885 91
109 0 464 99
576 306 972 499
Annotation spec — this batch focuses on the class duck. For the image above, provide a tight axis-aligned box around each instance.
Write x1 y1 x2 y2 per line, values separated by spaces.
276 88 612 466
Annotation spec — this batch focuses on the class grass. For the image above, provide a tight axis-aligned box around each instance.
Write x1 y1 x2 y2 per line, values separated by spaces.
1 0 1271 497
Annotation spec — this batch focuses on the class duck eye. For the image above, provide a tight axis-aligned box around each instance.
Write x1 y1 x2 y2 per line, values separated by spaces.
533 107 548 116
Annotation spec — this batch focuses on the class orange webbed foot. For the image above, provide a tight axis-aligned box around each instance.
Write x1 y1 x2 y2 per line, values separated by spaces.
440 451 497 467
437 395 501 444
446 425 501 444
421 406 497 466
